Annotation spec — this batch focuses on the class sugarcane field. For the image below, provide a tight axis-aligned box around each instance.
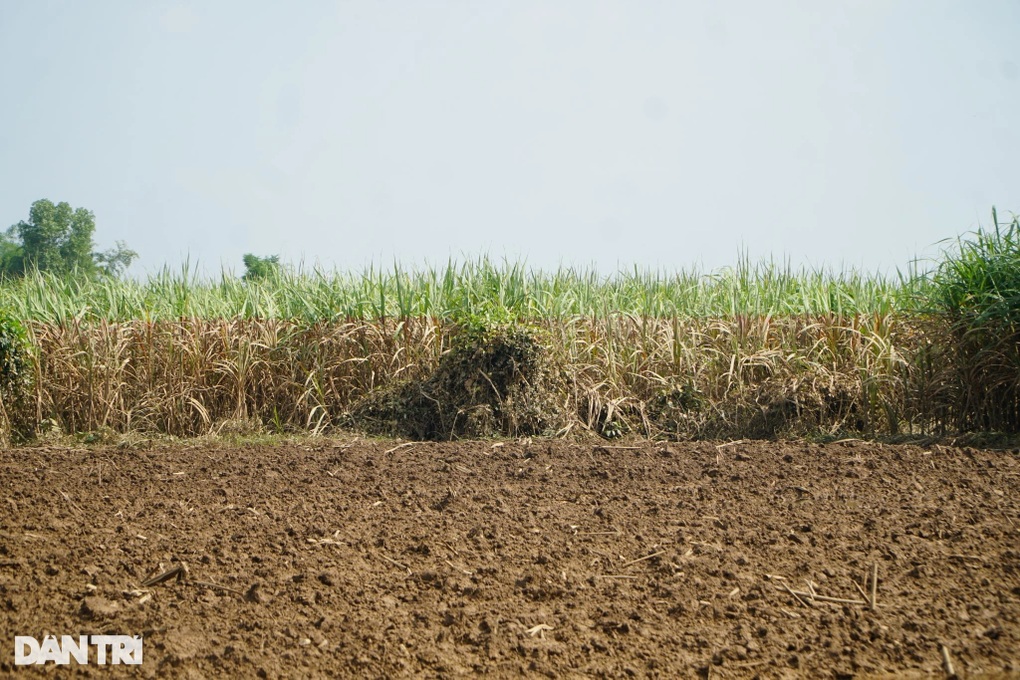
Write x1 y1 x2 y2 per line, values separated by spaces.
2 2 1019 678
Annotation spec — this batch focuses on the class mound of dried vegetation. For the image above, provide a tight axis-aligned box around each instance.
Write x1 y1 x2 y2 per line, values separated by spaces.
349 320 567 440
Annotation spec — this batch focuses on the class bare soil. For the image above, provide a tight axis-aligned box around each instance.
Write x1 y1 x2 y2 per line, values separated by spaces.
1 438 1019 678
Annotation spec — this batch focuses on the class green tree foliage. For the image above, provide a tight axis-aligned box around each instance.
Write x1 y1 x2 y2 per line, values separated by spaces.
242 253 281 281
0 231 21 275
1 199 137 278
95 241 140 277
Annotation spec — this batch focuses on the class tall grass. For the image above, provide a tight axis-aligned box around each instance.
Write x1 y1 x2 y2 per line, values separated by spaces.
0 256 924 323
928 207 1020 328
0 251 927 438
922 208 1020 431
3 220 1018 440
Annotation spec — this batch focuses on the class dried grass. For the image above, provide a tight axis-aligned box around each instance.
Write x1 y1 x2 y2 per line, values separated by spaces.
11 312 994 441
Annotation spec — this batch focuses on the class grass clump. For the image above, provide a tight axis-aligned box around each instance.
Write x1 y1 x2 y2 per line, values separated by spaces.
926 208 1020 432
930 208 1020 329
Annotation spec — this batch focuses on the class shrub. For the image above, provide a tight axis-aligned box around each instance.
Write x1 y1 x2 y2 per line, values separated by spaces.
0 309 30 397
0 309 32 443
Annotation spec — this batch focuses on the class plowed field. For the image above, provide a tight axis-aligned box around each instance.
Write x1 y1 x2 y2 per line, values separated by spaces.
1 439 1018 678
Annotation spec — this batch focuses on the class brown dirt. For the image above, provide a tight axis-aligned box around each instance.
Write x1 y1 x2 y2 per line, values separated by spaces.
1 438 1019 679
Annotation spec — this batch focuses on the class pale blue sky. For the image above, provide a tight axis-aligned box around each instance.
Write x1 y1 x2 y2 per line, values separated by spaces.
1 1 1017 275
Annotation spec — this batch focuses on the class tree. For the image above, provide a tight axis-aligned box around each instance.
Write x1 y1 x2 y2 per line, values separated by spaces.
242 253 281 281
1 199 137 278
0 229 21 276
17 199 95 275
95 241 140 277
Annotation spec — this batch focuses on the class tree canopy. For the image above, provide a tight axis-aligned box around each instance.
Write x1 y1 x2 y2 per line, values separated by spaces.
1 199 137 278
242 253 281 281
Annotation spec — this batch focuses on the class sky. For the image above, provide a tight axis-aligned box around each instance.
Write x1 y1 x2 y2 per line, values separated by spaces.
1 0 1018 277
